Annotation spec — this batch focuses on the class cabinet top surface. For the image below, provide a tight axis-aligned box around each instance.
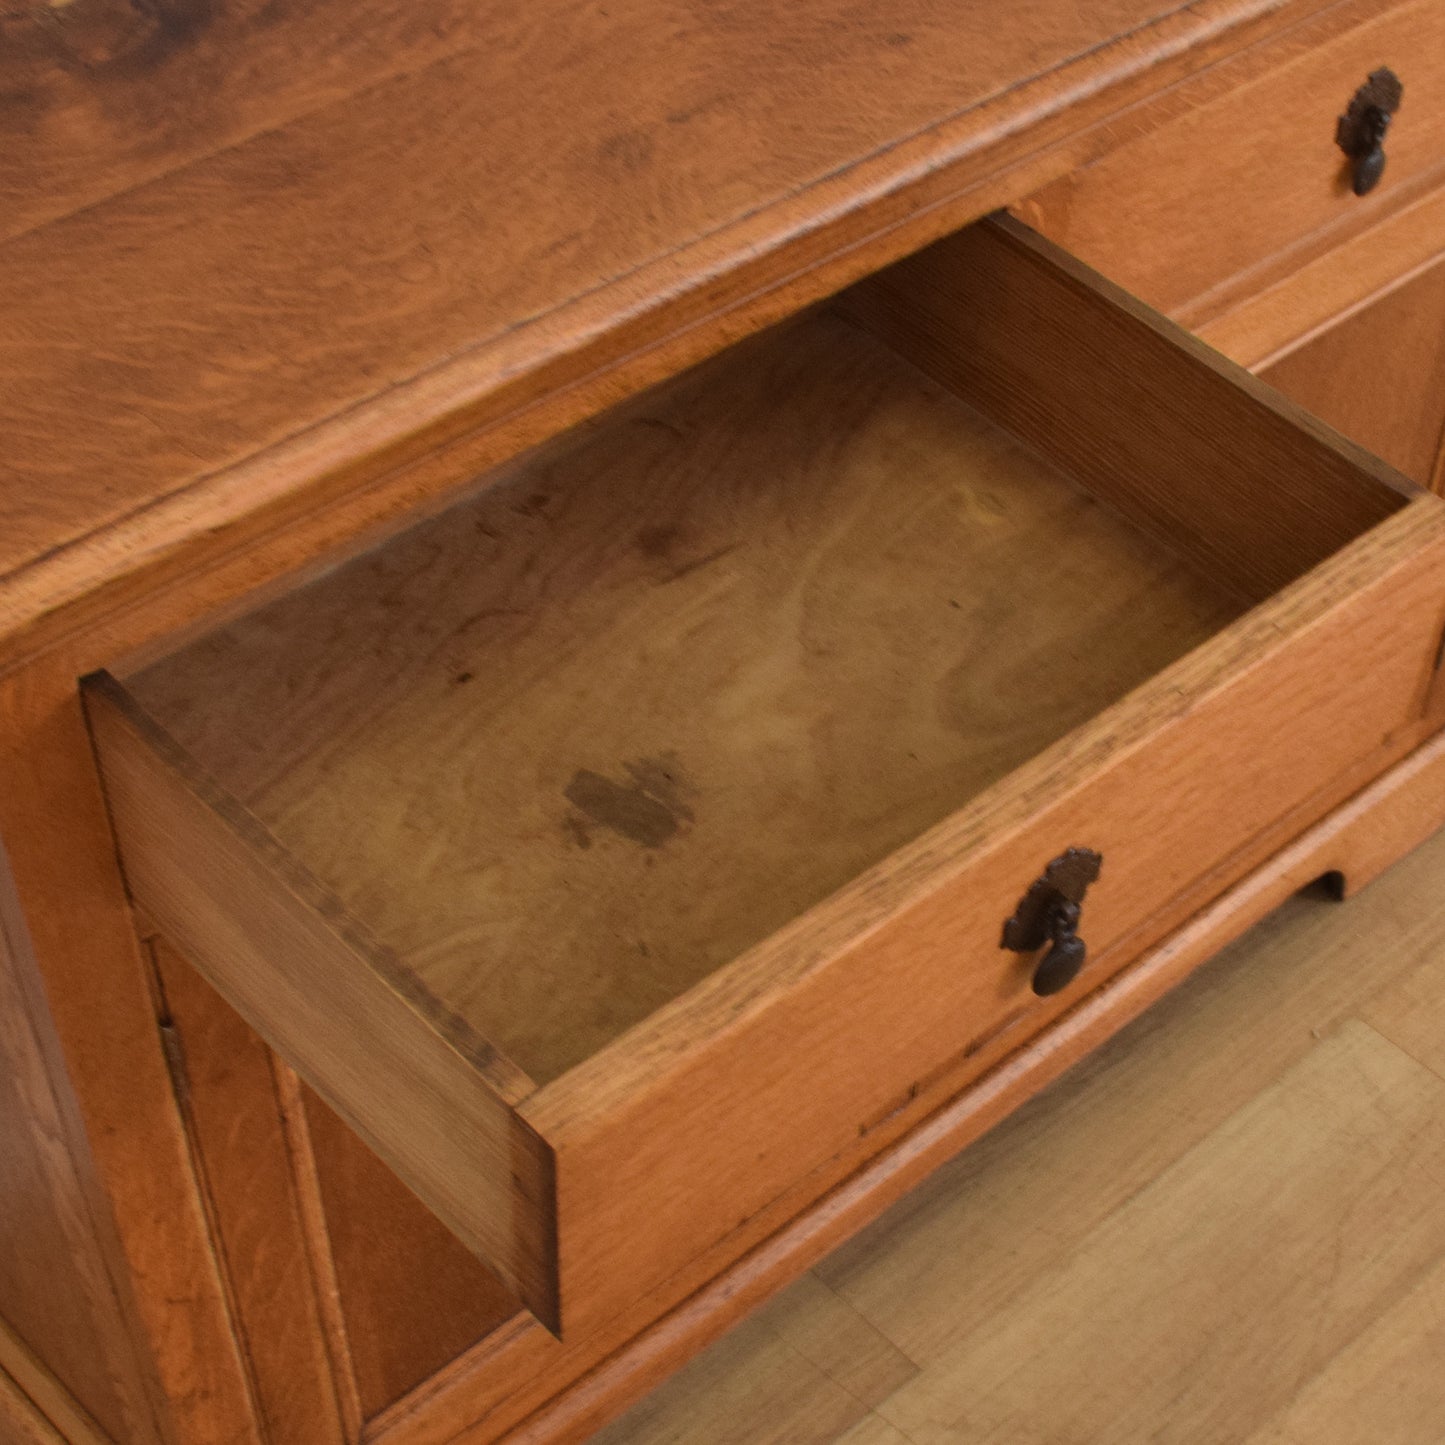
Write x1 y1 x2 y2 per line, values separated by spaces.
0 0 1314 654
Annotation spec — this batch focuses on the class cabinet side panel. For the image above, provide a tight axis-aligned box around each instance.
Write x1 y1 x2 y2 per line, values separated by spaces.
0 845 155 1443
151 938 350 1444
0 668 269 1445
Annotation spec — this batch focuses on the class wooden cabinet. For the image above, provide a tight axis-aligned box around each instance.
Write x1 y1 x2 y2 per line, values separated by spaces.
82 216 1445 1348
5 2 1445 1443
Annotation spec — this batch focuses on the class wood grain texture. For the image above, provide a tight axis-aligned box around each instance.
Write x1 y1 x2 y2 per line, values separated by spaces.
841 216 1408 603
1359 841 1445 1076
866 1021 1445 1443
0 0 548 246
0 867 142 1443
91 217 1445 1341
590 1275 915 1445
356 653 1445 1440
98 293 1245 1341
835 1419 914 1445
1259 251 1445 486
816 910 1445 1370
82 675 558 1331
0 0 1238 578
0 0 1341 676
126 305 1241 1086
3 3 1443 1438
1014 0 1445 322
148 939 348 1445
104 635 1445 1445
0 668 257 1445
296 1085 522 1421
529 494 1445 1344
206 713 1444 1444
515 221 1444 1335
1197 183 1445 368
0 1319 109 1445
0 1370 67 1445
1242 1253 1445 1444
268 1060 365 1444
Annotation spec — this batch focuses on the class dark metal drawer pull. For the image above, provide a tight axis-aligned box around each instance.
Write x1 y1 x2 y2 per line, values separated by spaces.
1337 68 1403 197
1001 846 1103 996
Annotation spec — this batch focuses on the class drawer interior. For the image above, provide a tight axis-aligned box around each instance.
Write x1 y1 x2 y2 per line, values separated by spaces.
91 218 1422 1331
124 306 1258 1085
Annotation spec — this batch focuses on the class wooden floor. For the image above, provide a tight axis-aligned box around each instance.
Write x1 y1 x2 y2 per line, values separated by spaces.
598 817 1445 1444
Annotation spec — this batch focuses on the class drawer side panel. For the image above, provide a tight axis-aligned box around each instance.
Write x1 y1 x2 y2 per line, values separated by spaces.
82 676 557 1332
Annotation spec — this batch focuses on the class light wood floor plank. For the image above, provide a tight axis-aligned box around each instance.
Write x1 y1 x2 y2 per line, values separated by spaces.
1243 1250 1445 1444
591 1274 916 1445
1358 831 1445 1080
869 1022 1445 1444
834 1415 916 1445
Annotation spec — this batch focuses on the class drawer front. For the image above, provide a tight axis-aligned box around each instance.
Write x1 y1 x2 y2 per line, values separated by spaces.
534 502 1445 1327
530 221 1445 1330
1013 0 1445 321
83 220 1445 1342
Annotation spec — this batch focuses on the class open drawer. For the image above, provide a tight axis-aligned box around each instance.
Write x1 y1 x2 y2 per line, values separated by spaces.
83 218 1445 1341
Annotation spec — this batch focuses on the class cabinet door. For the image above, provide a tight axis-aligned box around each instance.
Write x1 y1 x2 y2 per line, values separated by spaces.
1259 254 1445 490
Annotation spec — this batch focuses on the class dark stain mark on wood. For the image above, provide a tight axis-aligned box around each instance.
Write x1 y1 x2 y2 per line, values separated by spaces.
636 525 739 583
512 492 550 517
858 1080 920 1138
658 543 740 585
599 128 655 172
30 0 214 71
636 524 680 557
564 754 694 848
633 415 687 442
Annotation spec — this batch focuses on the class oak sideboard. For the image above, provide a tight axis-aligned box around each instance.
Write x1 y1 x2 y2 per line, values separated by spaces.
4 1 1445 1440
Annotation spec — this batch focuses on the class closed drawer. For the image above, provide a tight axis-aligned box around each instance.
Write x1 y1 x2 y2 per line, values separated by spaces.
83 218 1445 1342
1013 0 1445 320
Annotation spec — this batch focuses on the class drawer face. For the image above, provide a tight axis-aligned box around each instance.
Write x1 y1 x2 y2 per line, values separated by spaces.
83 219 1445 1341
1014 0 1445 320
